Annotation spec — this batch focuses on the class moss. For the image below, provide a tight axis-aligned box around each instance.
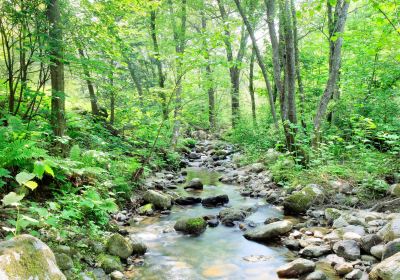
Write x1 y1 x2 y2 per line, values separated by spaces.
97 254 123 274
137 203 154 215
174 217 207 235
284 186 321 214
106 234 133 259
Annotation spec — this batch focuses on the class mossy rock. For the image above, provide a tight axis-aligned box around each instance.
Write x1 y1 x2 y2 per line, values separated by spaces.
0 234 66 280
106 234 133 259
142 190 172 210
283 184 324 214
55 253 74 271
129 236 147 255
97 254 123 274
325 208 342 222
174 217 207 235
137 203 154 216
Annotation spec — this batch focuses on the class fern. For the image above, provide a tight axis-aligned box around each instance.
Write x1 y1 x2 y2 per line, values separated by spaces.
0 139 48 168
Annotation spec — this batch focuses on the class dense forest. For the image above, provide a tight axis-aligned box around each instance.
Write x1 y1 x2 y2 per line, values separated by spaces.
0 0 399 279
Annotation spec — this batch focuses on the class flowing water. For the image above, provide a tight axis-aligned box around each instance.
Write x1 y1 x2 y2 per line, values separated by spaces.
127 167 296 280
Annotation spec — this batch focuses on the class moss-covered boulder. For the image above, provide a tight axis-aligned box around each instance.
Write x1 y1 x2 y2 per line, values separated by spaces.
129 235 147 255
54 253 74 271
137 203 154 216
97 254 123 274
283 184 325 214
0 234 66 279
143 190 172 210
106 234 133 259
174 217 207 235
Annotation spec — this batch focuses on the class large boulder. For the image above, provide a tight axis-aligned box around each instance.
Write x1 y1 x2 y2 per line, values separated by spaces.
219 207 251 226
174 217 207 235
97 254 123 274
184 178 203 190
244 220 293 241
106 234 133 259
360 234 382 253
382 238 400 259
175 196 202 205
201 194 229 207
283 184 325 214
0 234 66 280
143 190 172 210
333 240 360 261
276 258 315 278
377 218 400 242
128 235 147 255
369 252 400 280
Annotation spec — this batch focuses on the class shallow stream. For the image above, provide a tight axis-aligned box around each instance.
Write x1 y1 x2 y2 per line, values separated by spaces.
128 168 295 280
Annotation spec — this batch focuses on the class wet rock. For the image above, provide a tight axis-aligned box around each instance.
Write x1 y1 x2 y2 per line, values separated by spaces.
333 240 361 261
382 238 400 259
276 258 315 278
283 239 301 250
283 184 324 214
264 217 282 224
306 270 327 280
201 194 229 207
300 245 331 258
244 220 293 241
110 270 124 280
360 234 382 253
98 254 123 274
174 217 207 235
184 178 203 190
106 234 133 259
175 196 202 205
377 218 400 242
128 236 147 255
0 234 66 280
207 219 219 227
335 262 353 276
137 203 154 216
369 252 400 280
219 207 250 226
55 253 74 271
370 244 385 259
143 190 172 210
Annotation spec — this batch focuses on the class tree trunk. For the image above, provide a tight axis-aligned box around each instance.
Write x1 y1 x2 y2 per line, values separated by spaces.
109 61 115 125
150 10 168 120
234 0 279 128
47 0 65 139
314 0 350 145
78 48 100 116
249 48 257 126
201 9 215 130
127 60 144 109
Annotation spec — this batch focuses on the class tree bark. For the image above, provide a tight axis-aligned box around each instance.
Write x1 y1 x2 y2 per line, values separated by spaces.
109 61 115 125
47 0 65 139
314 0 350 144
150 10 168 120
234 0 279 128
78 48 100 116
127 60 144 109
201 8 215 130
249 48 257 126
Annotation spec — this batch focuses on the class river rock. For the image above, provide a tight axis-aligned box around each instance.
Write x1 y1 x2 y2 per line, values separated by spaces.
344 269 363 279
106 234 133 259
0 234 66 280
333 240 361 261
97 254 123 274
300 245 331 257
377 218 400 242
184 178 203 190
389 183 400 197
283 184 324 214
382 238 400 259
110 270 125 280
137 203 154 215
325 208 342 222
174 217 207 235
219 207 250 226
276 258 315 278
360 234 382 253
175 196 202 205
129 236 147 255
201 194 229 207
55 252 74 271
306 270 327 280
249 163 264 173
244 220 293 241
369 252 400 280
370 244 385 259
143 190 172 210
335 262 353 276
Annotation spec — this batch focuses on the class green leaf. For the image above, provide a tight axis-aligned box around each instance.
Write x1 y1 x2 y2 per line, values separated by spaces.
24 181 38 190
16 172 35 186
44 164 54 177
2 192 24 206
0 168 11 178
33 161 45 179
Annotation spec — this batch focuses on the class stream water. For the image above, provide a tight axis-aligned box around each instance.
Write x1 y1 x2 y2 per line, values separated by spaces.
127 167 295 280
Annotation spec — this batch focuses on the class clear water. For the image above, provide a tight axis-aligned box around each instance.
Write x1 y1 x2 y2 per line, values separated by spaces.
127 168 294 280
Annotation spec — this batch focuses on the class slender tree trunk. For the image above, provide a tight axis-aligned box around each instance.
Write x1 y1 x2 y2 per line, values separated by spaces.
201 9 215 130
234 0 279 128
314 0 350 145
291 0 306 130
78 48 100 116
47 0 65 139
109 61 115 125
127 61 144 109
249 48 257 126
150 10 168 120
169 0 187 146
